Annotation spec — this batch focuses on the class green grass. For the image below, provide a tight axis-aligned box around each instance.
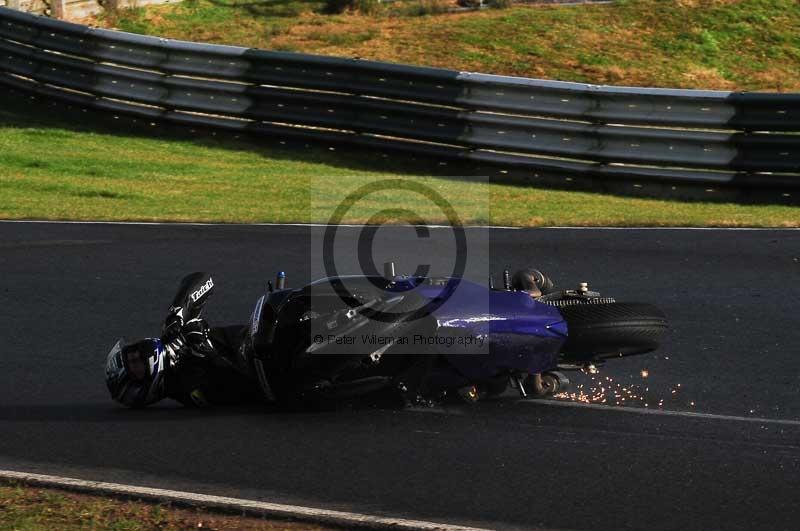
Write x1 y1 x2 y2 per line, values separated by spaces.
0 482 331 530
96 0 800 91
1 97 797 227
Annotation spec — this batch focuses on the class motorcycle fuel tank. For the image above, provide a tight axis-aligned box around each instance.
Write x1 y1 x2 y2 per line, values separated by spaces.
398 277 568 378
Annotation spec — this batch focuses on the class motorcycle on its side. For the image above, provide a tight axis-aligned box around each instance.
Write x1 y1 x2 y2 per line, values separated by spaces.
248 264 668 406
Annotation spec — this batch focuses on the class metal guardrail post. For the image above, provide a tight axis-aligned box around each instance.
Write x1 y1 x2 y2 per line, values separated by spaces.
584 83 605 177
350 58 364 137
50 0 65 18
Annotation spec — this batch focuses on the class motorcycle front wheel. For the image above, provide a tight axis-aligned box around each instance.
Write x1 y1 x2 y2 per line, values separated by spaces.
559 302 668 363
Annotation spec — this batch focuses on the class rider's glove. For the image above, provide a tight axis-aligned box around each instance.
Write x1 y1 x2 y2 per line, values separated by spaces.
163 334 187 366
162 308 190 366
183 317 216 358
162 308 185 344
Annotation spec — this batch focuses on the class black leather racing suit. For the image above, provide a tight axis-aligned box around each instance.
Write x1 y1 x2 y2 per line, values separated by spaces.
161 272 263 407
157 272 439 408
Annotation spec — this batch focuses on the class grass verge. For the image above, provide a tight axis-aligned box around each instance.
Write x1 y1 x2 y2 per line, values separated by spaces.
1 94 798 227
92 0 800 91
0 482 333 530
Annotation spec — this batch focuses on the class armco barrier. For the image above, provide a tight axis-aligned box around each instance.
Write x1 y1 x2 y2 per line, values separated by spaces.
1 7 799 193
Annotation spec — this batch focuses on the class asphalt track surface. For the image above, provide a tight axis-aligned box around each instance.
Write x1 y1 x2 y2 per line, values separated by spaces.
1 222 799 530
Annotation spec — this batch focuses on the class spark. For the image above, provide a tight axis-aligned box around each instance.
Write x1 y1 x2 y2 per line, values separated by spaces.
551 367 694 412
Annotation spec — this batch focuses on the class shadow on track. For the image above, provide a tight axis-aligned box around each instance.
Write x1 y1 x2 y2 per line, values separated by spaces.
0 403 276 423
0 398 441 423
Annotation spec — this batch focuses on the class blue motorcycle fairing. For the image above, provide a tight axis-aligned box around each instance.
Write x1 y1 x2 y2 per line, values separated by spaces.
413 278 567 379
299 275 568 379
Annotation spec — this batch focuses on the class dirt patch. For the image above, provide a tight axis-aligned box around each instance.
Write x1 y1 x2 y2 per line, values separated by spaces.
676 0 741 7
680 66 736 90
749 69 798 93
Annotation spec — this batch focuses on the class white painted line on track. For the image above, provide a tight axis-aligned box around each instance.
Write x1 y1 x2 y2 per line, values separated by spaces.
528 399 800 427
0 469 492 531
543 226 800 231
2 220 799 230
0 220 521 229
